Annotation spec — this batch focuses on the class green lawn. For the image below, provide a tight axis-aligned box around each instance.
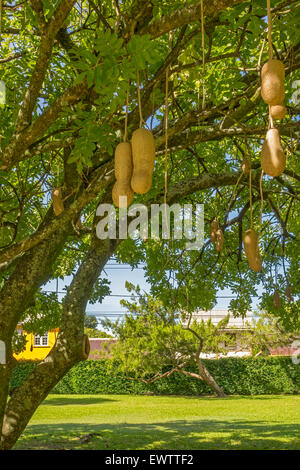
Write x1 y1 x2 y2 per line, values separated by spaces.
15 394 300 450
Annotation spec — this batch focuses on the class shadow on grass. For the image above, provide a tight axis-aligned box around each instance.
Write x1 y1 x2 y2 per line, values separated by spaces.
43 396 119 406
15 419 300 450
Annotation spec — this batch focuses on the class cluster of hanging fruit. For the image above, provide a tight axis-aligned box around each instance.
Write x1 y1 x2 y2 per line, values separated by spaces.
242 58 287 272
202 44 292 305
261 59 286 177
112 128 155 208
50 1 290 302
241 2 290 275
211 57 288 273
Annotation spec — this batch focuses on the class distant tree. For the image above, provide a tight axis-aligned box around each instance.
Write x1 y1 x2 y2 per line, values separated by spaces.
102 283 235 397
84 315 98 330
239 310 298 356
84 327 112 338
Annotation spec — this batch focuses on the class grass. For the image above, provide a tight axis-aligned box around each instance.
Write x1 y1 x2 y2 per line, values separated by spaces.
14 394 300 450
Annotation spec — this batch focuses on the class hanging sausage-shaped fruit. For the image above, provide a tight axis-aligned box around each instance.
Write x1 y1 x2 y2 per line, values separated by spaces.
0 80 6 105
261 59 285 107
112 89 135 208
273 290 280 309
52 188 64 216
131 128 155 195
210 218 219 242
243 228 262 272
285 284 293 302
131 71 156 195
112 142 134 208
261 127 286 177
215 228 224 253
242 156 251 174
270 104 286 120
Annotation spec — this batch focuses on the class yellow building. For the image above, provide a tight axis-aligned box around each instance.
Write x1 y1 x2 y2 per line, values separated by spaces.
14 327 58 362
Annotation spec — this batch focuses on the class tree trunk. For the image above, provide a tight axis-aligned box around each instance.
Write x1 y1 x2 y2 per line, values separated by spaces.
182 326 226 397
0 366 10 432
0 238 118 450
0 217 71 434
196 357 226 397
1 345 80 449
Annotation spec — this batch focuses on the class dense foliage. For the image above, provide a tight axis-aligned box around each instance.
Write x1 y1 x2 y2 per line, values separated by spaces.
84 315 99 330
0 1 299 334
239 310 298 355
0 0 299 449
84 327 112 338
10 357 300 396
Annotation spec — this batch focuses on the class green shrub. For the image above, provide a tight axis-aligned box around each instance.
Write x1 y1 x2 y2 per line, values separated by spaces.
10 356 300 396
9 362 36 390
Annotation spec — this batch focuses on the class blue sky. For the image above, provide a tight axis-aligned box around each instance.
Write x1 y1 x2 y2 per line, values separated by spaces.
43 261 262 328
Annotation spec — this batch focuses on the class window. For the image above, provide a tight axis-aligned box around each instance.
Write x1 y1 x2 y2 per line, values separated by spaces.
34 333 49 347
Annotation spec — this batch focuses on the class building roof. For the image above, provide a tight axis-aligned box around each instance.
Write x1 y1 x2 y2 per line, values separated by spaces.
88 338 118 359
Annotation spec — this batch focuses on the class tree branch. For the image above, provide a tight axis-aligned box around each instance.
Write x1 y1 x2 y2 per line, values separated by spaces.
140 0 248 38
162 122 299 151
0 161 114 269
1 81 88 171
14 0 75 133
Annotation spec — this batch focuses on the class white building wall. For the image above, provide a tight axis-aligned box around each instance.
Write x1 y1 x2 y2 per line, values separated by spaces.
181 309 254 358
183 309 254 329
0 340 6 364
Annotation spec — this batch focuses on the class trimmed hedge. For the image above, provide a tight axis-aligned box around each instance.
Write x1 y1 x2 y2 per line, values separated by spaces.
10 356 300 396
